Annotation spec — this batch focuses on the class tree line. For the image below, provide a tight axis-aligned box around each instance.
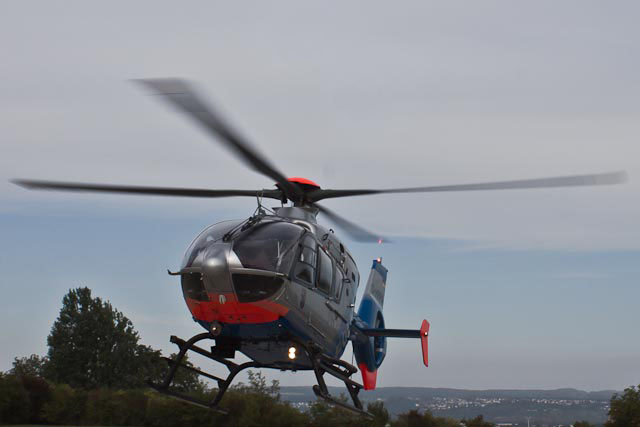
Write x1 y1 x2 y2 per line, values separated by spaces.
0 287 638 426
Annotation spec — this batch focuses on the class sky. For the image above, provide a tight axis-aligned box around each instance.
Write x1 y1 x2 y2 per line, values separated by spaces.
1 1 639 391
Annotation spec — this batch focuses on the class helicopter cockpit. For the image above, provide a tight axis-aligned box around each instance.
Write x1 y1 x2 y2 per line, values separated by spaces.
178 216 358 309
231 220 304 274
180 218 306 273
179 218 311 305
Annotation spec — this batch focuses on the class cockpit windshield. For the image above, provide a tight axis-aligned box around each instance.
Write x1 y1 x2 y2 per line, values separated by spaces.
181 220 243 269
233 221 304 272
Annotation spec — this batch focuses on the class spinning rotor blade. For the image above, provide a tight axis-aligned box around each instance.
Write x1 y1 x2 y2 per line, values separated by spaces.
135 78 301 199
315 203 389 243
12 179 283 199
309 171 627 201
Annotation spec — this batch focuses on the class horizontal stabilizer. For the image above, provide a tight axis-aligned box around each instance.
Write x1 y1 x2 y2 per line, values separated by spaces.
358 319 430 367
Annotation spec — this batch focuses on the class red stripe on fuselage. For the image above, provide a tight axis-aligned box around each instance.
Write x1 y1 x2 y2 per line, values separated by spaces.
185 293 289 324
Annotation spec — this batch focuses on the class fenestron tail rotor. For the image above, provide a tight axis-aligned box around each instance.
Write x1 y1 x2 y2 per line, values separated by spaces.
11 78 628 243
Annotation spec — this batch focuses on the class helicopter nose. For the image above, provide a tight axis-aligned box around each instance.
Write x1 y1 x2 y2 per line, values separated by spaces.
202 243 286 304
180 241 289 325
200 243 234 294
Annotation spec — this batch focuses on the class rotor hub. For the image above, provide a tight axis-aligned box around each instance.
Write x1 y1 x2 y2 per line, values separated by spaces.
286 177 320 189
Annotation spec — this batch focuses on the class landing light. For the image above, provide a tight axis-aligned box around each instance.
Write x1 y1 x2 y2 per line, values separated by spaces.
210 321 222 336
288 346 297 360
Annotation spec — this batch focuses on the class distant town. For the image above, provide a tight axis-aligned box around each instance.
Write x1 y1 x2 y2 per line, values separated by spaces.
280 386 614 426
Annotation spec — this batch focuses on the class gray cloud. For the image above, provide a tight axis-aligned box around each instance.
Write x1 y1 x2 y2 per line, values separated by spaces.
2 0 638 250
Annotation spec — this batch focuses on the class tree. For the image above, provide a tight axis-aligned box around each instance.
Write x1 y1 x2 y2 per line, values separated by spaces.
227 370 307 427
606 384 640 427
42 383 87 425
393 409 459 427
367 400 391 427
0 373 31 424
573 421 594 427
45 287 179 389
10 354 48 377
159 352 207 394
462 415 495 427
19 374 51 424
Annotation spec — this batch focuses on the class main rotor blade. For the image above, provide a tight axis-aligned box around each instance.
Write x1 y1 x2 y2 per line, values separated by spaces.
309 171 627 202
315 203 389 243
135 78 301 199
12 179 283 199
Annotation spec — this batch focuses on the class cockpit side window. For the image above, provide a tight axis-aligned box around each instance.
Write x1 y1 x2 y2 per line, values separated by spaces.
295 235 317 286
317 248 333 295
333 268 344 301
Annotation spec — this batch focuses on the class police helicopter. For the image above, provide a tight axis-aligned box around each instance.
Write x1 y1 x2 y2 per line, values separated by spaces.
12 79 627 416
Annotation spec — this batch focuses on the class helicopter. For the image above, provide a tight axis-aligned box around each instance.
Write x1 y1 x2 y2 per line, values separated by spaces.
12 78 627 416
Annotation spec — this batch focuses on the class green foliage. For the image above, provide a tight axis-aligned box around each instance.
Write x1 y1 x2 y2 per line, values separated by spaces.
232 370 280 396
308 398 352 426
305 395 392 427
9 355 53 424
46 287 151 388
19 374 51 424
368 400 391 427
222 370 309 427
0 373 31 424
85 388 148 426
42 383 87 425
573 421 595 427
10 353 48 377
0 371 513 427
145 392 225 427
165 352 209 394
606 384 640 427
260 399 310 427
461 414 494 426
394 409 460 427
43 286 208 392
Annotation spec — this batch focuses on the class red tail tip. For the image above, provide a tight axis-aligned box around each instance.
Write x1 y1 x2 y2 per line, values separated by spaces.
420 319 430 367
358 363 378 390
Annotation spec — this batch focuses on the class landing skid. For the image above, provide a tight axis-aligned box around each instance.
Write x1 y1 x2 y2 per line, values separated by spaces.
310 352 370 417
148 332 372 417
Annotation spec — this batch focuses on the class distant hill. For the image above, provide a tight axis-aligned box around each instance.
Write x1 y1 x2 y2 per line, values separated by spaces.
280 386 617 425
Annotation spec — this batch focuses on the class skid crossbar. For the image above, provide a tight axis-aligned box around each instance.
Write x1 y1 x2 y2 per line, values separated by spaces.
148 332 372 416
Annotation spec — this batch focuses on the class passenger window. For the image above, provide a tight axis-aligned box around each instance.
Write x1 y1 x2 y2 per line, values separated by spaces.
333 268 344 300
317 249 332 295
295 236 316 286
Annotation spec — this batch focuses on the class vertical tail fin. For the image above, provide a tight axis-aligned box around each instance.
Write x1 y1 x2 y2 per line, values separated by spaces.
363 258 388 309
351 259 431 390
352 259 388 390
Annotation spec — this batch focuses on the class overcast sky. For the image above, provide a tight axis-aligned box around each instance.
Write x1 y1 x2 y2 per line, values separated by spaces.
1 1 639 391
